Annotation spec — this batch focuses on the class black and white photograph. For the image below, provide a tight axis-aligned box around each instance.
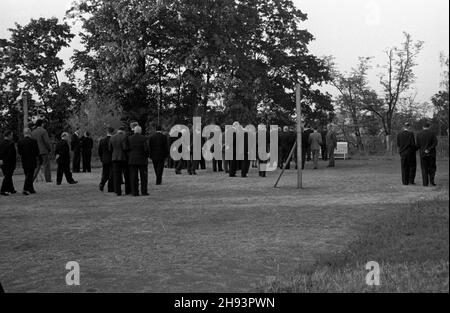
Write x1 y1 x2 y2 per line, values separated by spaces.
0 0 448 306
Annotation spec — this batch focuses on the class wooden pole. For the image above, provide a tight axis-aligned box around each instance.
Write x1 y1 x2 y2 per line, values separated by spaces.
296 84 302 189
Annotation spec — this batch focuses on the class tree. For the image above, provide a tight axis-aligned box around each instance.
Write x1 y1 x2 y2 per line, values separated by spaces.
432 53 449 135
330 57 376 152
1 18 74 115
362 32 424 155
67 93 123 140
67 0 334 127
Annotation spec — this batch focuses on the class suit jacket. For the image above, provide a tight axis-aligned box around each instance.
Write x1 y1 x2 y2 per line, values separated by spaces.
397 130 416 156
31 126 52 155
0 139 17 169
18 137 40 169
71 133 81 152
81 136 94 153
321 131 327 146
55 140 71 165
109 132 128 162
149 132 169 161
309 132 323 150
98 136 112 164
326 130 337 149
416 129 438 157
279 131 290 151
127 133 149 165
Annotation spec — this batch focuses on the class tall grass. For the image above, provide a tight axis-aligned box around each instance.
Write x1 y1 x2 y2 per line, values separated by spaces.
258 198 449 293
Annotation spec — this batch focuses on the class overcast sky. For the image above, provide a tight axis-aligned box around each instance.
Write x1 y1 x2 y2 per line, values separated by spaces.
1 0 449 104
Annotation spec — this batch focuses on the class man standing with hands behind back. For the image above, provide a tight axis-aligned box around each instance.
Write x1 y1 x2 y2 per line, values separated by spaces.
416 122 438 187
396 122 417 185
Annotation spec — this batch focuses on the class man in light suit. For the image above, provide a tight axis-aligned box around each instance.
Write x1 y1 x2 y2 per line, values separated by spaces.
109 126 130 196
326 124 338 168
308 126 323 169
31 119 52 182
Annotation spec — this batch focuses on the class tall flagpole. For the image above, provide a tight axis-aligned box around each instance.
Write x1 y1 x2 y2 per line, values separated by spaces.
296 84 303 189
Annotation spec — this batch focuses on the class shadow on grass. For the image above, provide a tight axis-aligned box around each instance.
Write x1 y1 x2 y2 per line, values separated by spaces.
257 197 449 293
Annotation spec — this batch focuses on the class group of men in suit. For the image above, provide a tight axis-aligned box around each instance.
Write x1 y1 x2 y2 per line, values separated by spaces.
278 124 338 170
71 130 94 173
98 122 169 197
0 120 80 196
397 122 439 187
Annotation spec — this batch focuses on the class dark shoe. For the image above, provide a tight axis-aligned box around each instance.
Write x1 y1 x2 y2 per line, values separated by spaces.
175 171 181 175
99 185 104 192
69 181 78 185
431 182 436 186
22 191 30 196
56 182 62 186
10 190 17 194
30 190 36 194
142 193 149 196
0 192 9 196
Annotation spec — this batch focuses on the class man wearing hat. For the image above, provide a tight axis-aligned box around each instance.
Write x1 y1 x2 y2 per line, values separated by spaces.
396 122 417 185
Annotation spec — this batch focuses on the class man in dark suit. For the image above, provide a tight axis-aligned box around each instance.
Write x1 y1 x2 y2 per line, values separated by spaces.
186 124 198 175
241 128 251 178
98 127 114 192
31 119 52 182
18 128 40 195
71 129 81 173
127 126 149 196
81 131 94 173
0 130 17 196
149 125 169 185
55 132 78 185
304 124 314 161
110 126 130 196
228 122 239 177
321 126 328 161
397 123 417 185
416 122 438 187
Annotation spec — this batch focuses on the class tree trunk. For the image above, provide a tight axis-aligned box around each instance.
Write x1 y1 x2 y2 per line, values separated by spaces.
385 134 393 156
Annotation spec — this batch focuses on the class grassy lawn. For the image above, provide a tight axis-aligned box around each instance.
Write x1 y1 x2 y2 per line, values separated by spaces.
0 157 448 292
258 198 449 292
